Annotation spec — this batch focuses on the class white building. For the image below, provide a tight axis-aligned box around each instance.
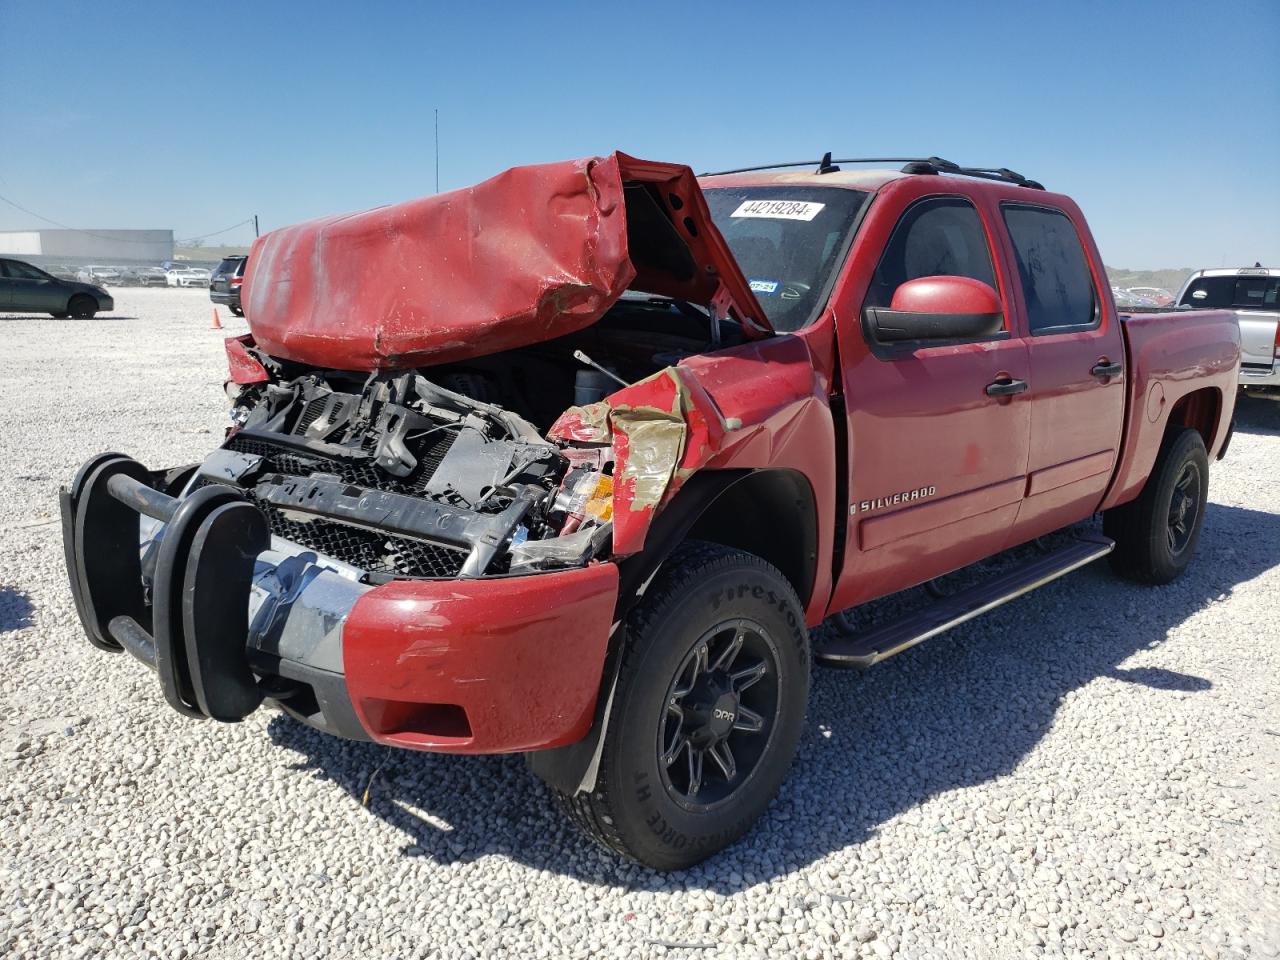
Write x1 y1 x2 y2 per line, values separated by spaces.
0 228 174 263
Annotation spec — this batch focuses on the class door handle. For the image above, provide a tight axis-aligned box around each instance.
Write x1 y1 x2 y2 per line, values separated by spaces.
1091 360 1123 378
985 377 1028 397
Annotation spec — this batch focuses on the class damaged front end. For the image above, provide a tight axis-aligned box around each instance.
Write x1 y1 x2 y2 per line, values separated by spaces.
215 365 616 580
59 357 664 750
61 150 774 753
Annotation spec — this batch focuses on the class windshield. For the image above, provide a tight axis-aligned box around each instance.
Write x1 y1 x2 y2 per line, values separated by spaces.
704 185 869 331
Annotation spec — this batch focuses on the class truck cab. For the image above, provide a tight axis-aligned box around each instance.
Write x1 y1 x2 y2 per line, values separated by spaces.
696 161 1236 620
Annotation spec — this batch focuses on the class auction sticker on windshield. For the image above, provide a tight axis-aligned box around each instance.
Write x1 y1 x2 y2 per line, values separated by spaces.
731 199 825 221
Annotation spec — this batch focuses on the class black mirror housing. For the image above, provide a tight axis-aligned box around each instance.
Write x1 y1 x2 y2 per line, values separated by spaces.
865 307 1005 342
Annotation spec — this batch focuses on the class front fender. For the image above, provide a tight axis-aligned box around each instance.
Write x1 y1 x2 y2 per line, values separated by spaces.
547 333 836 622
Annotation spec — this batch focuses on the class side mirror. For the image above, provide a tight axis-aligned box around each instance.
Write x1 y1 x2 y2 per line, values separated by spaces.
865 275 1004 342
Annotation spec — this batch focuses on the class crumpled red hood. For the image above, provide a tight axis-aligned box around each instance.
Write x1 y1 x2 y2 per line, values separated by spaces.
242 151 768 371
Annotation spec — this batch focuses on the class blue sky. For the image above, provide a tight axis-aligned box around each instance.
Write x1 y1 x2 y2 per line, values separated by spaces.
1 0 1276 268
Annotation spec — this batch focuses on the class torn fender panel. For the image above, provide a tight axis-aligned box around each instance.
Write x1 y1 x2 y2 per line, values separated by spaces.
550 333 837 597
242 152 768 371
224 334 269 384
550 365 727 554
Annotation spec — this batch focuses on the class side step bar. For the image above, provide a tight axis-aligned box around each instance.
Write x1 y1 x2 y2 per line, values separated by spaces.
816 534 1115 669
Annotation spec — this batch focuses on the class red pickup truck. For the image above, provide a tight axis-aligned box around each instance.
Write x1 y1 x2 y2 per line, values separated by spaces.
62 153 1239 869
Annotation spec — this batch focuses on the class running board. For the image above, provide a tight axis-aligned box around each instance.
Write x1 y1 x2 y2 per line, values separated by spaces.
816 534 1115 669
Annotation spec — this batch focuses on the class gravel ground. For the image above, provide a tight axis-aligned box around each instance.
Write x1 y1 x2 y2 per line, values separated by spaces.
1 287 1277 960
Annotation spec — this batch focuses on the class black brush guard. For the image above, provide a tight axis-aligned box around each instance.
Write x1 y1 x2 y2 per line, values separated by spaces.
61 453 270 722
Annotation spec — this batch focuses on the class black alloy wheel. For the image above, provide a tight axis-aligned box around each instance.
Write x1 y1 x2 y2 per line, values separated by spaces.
658 618 780 809
1166 461 1201 557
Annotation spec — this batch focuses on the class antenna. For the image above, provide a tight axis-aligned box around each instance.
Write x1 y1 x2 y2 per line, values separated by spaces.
434 108 440 194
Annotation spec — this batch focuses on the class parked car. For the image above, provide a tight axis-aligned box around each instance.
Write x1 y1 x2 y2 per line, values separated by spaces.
46 265 78 282
0 257 113 318
1126 286 1174 306
166 267 207 288
62 153 1239 869
1178 266 1280 396
126 266 169 287
76 265 122 286
209 255 247 316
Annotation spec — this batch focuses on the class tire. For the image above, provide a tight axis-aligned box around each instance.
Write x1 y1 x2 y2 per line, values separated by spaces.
50 311 69 319
68 295 97 320
230 305 244 317
558 541 810 870
1104 427 1209 584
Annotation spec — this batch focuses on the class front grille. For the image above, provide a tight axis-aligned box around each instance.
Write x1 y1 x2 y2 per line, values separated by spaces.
265 510 469 578
214 431 470 578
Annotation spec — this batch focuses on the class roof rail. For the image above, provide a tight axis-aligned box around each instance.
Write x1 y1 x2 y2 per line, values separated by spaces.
700 154 1045 190
700 156 933 177
904 159 1045 190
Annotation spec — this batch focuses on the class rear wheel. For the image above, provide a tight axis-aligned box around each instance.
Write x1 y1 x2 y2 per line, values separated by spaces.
1104 427 1209 584
230 304 244 317
68 295 97 319
558 542 809 870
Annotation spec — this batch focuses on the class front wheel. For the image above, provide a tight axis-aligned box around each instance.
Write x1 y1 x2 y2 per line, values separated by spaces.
68 295 98 319
559 542 810 870
1104 427 1209 584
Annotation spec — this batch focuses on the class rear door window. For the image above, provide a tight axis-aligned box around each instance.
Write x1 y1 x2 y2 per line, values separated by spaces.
1001 204 1099 334
1231 276 1279 308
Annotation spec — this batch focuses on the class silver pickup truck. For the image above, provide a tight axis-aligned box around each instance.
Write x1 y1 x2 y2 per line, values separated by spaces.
1178 266 1279 395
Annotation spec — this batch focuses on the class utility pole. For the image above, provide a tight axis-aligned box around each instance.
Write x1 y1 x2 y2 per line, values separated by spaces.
253 215 259 238
435 108 440 193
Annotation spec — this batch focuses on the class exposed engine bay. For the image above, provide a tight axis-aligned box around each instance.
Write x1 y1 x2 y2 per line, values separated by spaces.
202 296 738 581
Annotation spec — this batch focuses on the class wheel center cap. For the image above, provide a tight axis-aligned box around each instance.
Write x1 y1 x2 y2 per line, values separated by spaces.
708 693 738 737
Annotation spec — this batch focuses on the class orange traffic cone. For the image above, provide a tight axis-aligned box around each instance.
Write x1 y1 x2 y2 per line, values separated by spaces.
211 308 222 330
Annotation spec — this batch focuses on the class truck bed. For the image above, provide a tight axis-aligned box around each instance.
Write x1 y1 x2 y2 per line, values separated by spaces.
1102 308 1240 511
